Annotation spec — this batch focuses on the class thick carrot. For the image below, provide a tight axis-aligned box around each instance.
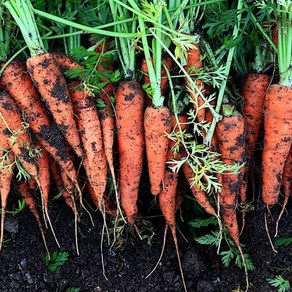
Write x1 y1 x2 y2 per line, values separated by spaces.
17 181 49 255
184 43 205 122
69 81 107 208
144 105 172 196
215 105 246 246
0 140 14 250
262 85 292 206
115 80 145 224
26 53 83 158
0 60 81 195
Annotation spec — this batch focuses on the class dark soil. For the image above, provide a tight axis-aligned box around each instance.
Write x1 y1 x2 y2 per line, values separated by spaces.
0 195 292 292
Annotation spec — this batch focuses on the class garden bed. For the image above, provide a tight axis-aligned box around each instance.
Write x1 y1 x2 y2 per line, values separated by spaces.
1 198 291 292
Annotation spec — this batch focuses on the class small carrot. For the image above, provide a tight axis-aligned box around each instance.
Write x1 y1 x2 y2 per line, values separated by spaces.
144 105 172 196
115 80 145 224
26 53 83 158
17 181 49 255
215 104 246 247
262 85 292 206
69 81 107 208
184 42 205 122
49 157 79 219
0 140 14 250
275 146 292 236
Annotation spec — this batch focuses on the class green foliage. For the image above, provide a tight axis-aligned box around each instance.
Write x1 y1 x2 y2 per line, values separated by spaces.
275 237 292 248
44 251 69 272
267 276 291 292
66 288 80 292
0 199 26 216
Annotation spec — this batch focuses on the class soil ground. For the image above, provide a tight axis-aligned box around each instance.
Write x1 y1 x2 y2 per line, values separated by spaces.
0 193 292 292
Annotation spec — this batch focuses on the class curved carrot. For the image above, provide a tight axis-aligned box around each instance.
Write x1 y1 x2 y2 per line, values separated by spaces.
0 91 39 179
144 105 172 196
26 53 83 158
262 85 292 206
17 181 49 255
240 73 270 230
0 139 14 250
115 80 145 224
52 53 84 72
215 105 246 246
69 82 107 208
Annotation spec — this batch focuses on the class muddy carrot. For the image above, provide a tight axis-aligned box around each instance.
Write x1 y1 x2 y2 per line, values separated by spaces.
115 80 145 224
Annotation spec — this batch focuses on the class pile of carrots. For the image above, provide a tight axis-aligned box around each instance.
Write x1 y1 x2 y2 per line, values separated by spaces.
0 0 291 291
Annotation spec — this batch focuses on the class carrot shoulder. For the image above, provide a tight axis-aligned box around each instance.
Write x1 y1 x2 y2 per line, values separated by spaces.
115 80 145 224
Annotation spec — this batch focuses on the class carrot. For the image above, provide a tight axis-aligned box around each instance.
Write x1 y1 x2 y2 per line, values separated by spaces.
0 60 82 196
17 181 49 256
215 104 246 246
69 81 107 208
184 43 205 122
52 53 84 72
275 146 292 235
262 85 292 206
144 105 172 196
49 157 79 219
141 55 173 99
0 91 39 180
86 182 117 216
115 80 145 224
182 162 217 216
26 53 83 158
240 73 270 230
0 139 14 250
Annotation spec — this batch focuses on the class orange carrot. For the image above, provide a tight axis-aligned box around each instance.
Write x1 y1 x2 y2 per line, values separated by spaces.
17 181 49 255
69 81 107 208
86 182 116 216
144 105 172 196
0 60 82 195
49 157 79 218
115 80 145 224
184 43 205 122
0 138 14 250
0 91 39 179
26 53 83 158
215 104 246 247
240 73 270 230
52 53 84 72
262 85 292 206
182 162 217 216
